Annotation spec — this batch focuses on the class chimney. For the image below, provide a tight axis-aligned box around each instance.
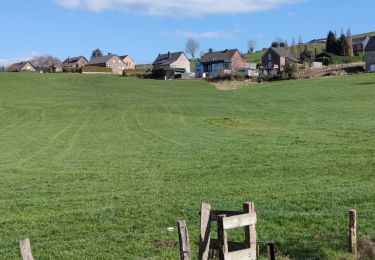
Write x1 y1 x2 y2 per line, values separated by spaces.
168 52 171 58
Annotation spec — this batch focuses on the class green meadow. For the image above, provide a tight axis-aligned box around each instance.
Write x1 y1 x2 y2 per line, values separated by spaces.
0 73 374 259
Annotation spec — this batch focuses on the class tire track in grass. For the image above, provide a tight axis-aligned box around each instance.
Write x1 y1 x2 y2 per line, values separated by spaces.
53 108 97 162
0 110 33 134
14 108 90 167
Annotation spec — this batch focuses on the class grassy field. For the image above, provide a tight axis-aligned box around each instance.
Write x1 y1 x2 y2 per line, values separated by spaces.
0 73 375 259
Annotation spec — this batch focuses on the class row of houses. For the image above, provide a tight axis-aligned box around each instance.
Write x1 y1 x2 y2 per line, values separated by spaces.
6 36 375 75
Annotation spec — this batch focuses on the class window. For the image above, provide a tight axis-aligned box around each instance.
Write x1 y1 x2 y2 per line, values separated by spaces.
268 53 272 61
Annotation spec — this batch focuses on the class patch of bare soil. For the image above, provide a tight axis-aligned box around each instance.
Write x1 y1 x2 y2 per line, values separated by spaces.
154 240 178 249
358 238 375 259
213 80 255 91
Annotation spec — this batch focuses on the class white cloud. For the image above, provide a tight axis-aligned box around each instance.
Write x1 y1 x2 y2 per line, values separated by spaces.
164 30 234 39
0 52 40 66
55 0 301 16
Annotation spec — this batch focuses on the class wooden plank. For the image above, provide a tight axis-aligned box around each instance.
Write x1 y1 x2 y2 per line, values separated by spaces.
243 202 257 250
225 248 256 260
222 213 256 230
199 203 211 260
217 215 228 260
349 209 357 255
209 210 243 221
178 220 191 260
267 242 276 260
19 238 34 260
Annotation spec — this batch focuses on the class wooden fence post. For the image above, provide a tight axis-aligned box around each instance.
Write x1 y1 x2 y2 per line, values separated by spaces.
217 215 228 260
178 220 192 260
267 242 276 260
349 209 357 255
243 202 257 250
199 203 211 260
20 238 34 260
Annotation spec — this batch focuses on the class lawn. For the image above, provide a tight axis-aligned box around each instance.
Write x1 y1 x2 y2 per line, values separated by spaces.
0 73 375 259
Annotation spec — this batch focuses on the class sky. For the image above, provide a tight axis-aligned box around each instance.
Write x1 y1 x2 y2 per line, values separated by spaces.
0 0 374 65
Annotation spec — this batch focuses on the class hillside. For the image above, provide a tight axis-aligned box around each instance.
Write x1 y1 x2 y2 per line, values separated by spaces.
0 73 375 259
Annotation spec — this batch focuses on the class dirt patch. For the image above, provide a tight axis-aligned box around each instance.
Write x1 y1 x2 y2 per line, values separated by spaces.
213 80 255 91
154 240 178 249
358 238 375 259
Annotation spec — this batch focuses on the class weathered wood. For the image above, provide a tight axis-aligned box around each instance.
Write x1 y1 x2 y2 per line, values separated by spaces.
267 242 276 260
243 202 257 251
225 248 256 260
209 210 243 221
349 209 357 255
178 220 192 260
199 203 211 260
222 213 257 230
20 238 34 260
217 215 228 260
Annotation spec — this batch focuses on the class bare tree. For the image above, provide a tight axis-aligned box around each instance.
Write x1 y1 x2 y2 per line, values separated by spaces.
247 40 256 53
30 55 61 70
346 28 354 56
185 38 200 59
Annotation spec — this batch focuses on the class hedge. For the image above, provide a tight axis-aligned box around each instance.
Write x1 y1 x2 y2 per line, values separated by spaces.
82 66 112 73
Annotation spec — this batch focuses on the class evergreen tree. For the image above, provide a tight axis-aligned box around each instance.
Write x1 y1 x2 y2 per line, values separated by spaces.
338 34 349 56
91 49 103 59
326 31 337 54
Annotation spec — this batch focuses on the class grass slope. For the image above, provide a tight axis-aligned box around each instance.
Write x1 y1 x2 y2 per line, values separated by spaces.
0 73 375 259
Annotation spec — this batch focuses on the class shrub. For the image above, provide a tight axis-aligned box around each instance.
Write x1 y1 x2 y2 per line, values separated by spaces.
152 68 167 79
82 66 112 73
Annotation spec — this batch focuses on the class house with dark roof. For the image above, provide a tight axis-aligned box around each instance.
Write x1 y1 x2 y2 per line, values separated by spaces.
365 36 375 72
352 36 371 54
119 55 136 69
61 56 88 72
153 52 190 73
86 54 126 74
7 61 36 72
262 47 299 73
198 49 247 78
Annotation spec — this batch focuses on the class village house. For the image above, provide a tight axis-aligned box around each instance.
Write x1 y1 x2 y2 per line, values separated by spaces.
198 49 247 78
86 54 126 74
352 36 371 54
262 47 299 74
119 55 136 69
7 61 36 72
153 52 190 73
61 56 88 72
365 36 375 72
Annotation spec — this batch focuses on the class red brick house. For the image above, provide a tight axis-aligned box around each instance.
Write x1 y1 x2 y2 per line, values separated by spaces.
199 49 247 78
262 47 299 73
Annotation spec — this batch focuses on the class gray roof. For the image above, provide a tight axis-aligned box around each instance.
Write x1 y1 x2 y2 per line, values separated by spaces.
353 36 369 44
87 55 117 66
153 52 185 66
7 61 35 72
269 47 299 62
62 56 87 64
365 36 375 51
200 49 240 64
119 55 129 60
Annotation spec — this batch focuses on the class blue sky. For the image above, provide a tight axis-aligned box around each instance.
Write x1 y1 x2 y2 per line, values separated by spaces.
0 0 374 65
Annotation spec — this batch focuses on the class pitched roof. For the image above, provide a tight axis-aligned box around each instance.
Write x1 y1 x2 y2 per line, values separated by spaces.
119 55 129 60
62 56 87 64
7 61 35 72
87 55 118 66
153 52 185 66
353 36 369 44
365 36 375 51
269 47 299 62
200 49 240 64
